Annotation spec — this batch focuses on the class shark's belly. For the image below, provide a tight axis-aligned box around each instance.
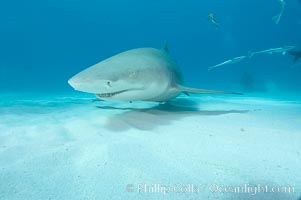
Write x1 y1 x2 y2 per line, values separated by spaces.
145 86 180 101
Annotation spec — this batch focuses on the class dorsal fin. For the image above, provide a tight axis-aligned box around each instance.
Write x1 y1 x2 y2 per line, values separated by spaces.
162 42 169 53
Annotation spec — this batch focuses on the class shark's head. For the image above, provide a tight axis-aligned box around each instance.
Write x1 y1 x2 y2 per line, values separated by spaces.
68 63 151 100
67 49 172 101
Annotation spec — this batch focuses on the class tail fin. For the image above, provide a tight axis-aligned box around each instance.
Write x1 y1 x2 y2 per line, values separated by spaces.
208 65 219 71
177 85 243 95
288 51 301 62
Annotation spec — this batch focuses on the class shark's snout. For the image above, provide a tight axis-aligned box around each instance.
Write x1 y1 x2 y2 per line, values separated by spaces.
68 76 95 93
68 75 117 94
68 77 82 90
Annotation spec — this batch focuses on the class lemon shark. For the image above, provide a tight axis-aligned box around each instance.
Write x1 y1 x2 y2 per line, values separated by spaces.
68 45 241 102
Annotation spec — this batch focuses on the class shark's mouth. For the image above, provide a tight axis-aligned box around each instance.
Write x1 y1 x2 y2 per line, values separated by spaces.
97 90 129 98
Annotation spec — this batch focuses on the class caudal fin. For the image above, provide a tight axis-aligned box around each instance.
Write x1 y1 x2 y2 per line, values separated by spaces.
177 85 242 95
288 51 301 62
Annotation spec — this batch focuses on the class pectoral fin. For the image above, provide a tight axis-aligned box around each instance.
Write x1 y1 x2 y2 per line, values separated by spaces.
177 85 242 95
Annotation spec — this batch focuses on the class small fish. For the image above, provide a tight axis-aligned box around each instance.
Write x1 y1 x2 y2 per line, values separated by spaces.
208 56 247 71
248 46 295 58
272 0 286 24
208 13 219 27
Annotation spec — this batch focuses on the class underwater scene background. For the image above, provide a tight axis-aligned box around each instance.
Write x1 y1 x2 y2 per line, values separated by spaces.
0 0 301 94
1 1 301 200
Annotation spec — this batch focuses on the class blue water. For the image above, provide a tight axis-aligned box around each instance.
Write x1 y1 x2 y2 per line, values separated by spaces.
0 0 301 93
1 1 301 200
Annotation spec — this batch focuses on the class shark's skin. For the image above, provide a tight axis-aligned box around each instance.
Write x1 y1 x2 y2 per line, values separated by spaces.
68 46 241 102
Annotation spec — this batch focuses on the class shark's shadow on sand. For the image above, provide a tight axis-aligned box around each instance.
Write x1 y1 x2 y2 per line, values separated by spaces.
95 98 249 132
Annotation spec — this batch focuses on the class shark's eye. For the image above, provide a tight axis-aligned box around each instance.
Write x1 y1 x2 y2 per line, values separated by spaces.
107 81 111 87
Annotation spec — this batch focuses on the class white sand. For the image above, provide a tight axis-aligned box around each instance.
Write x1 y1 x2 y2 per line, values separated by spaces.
0 93 300 200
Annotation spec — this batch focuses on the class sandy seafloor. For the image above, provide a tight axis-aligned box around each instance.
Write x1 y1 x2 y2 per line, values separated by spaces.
0 93 300 200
